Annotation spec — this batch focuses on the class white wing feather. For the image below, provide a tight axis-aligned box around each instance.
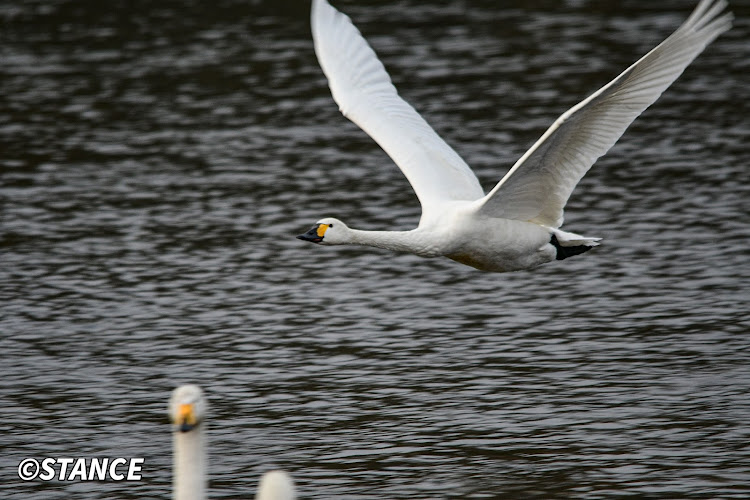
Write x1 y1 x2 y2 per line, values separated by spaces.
476 0 732 228
311 0 484 215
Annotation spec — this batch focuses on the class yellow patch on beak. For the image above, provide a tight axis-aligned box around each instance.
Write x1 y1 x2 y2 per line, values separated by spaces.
316 224 329 238
179 403 196 426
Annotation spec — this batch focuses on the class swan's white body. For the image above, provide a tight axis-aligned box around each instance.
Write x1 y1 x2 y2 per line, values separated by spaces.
169 385 297 500
299 0 732 272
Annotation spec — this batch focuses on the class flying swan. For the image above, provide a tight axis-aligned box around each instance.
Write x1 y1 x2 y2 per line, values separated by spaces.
169 384 297 500
297 0 732 272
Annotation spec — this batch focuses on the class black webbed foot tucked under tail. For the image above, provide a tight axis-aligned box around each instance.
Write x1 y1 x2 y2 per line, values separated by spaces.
550 234 596 261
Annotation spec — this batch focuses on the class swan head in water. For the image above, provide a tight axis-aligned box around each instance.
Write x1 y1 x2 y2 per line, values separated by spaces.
169 384 206 433
256 470 297 500
297 217 349 245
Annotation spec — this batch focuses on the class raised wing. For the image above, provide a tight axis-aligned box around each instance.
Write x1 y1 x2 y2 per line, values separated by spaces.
475 0 732 228
311 0 484 214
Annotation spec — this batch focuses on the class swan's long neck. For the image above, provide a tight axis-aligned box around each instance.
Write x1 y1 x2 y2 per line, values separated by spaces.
348 228 437 256
173 424 207 500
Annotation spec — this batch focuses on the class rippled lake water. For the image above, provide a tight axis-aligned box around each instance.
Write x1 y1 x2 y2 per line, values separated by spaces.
2 0 749 498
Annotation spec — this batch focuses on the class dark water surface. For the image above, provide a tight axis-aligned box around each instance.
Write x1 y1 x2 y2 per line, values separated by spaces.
2 0 749 498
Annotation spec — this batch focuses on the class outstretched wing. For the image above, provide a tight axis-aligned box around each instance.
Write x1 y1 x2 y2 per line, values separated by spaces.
475 0 732 228
311 0 484 215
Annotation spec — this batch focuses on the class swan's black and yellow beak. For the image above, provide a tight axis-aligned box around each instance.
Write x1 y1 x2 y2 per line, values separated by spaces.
177 403 197 433
297 223 328 243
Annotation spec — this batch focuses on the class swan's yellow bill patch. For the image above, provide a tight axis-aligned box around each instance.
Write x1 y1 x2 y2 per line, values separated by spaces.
316 224 329 238
179 403 196 425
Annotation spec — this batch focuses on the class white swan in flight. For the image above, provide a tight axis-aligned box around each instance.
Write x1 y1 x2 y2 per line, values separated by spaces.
169 385 297 500
297 0 732 272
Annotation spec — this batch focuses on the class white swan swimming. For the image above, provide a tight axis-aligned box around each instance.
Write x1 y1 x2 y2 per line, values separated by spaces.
255 470 298 500
297 0 732 272
170 385 207 500
169 385 297 500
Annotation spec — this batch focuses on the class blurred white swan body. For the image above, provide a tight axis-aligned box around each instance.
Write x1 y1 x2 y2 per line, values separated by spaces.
298 0 732 272
169 385 297 500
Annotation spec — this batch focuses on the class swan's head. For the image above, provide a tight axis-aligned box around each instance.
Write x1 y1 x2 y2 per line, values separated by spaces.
169 384 206 433
296 217 349 245
256 470 297 500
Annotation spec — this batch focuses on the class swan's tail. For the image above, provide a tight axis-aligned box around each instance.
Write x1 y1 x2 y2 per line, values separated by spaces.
550 229 601 261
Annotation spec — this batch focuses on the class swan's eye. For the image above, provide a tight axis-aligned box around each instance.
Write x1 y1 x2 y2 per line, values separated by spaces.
329 224 334 228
